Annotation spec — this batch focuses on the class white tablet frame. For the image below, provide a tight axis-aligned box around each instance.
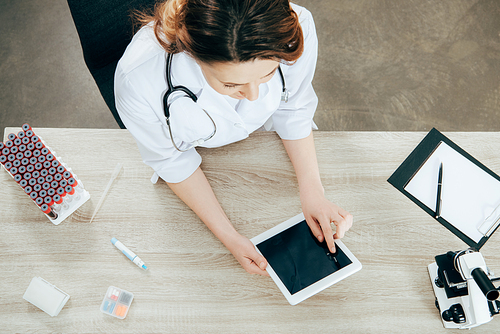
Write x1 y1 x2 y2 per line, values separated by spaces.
251 213 362 305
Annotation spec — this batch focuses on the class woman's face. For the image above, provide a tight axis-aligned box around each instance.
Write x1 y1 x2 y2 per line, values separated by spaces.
198 58 280 101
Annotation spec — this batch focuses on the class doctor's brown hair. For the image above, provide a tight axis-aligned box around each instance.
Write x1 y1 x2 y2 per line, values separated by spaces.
136 0 303 63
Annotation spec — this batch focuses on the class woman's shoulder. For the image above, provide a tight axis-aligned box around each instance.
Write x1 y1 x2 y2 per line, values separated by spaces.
291 3 314 26
117 24 165 75
117 24 204 90
290 3 316 44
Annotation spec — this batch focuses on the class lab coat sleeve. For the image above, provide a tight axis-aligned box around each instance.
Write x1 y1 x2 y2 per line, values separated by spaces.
115 67 202 183
272 6 319 140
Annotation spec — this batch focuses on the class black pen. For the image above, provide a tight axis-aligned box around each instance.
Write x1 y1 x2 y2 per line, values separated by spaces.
435 162 443 219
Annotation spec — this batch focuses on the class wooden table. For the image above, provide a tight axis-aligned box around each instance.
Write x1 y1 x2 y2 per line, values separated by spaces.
1 128 500 333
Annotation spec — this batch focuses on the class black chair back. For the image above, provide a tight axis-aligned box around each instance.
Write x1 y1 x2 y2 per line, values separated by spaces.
67 0 158 128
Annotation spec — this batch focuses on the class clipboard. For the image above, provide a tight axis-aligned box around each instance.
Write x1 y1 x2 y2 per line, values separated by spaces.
388 128 500 251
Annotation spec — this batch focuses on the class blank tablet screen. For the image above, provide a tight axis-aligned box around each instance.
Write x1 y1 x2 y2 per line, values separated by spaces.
256 220 352 295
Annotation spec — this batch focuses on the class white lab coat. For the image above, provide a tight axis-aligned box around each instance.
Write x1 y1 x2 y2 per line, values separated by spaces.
115 3 318 183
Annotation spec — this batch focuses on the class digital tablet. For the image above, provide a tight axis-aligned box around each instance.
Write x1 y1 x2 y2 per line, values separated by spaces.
251 213 362 305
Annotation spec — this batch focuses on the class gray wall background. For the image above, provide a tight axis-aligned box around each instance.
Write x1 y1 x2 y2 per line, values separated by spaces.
1 0 499 131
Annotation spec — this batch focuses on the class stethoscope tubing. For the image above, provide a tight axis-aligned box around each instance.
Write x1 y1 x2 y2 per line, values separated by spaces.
162 52 288 152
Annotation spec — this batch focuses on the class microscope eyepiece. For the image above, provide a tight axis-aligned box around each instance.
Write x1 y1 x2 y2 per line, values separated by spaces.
471 267 499 301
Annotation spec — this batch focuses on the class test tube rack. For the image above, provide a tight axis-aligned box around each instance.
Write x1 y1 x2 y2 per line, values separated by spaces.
0 124 90 225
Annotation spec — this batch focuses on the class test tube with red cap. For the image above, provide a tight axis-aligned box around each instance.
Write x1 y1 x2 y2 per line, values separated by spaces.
35 197 44 207
53 194 63 205
40 204 58 220
65 185 75 196
44 196 55 207
4 123 88 223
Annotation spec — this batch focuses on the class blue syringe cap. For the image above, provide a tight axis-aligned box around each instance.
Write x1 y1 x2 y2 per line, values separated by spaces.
111 237 117 245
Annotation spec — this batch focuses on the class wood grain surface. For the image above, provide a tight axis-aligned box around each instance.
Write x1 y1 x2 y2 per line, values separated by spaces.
1 128 500 333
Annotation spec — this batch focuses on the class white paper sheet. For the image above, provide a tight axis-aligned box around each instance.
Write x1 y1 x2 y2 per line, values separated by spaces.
404 142 500 243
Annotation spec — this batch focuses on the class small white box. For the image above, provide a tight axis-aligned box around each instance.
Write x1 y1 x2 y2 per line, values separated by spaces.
23 277 70 317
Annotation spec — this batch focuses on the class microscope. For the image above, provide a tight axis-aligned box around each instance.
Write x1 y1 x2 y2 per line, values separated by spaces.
428 250 500 328
387 129 500 329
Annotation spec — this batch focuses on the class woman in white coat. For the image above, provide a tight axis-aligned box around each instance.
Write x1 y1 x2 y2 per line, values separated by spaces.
115 0 353 276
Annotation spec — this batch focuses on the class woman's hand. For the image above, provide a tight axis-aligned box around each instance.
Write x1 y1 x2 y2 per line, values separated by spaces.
224 232 269 276
301 189 353 253
282 133 353 255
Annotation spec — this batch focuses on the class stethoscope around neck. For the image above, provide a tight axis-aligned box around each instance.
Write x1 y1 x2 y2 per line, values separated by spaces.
163 53 289 152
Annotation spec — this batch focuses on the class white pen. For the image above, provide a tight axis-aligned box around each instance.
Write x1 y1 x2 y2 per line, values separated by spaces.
111 238 148 270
